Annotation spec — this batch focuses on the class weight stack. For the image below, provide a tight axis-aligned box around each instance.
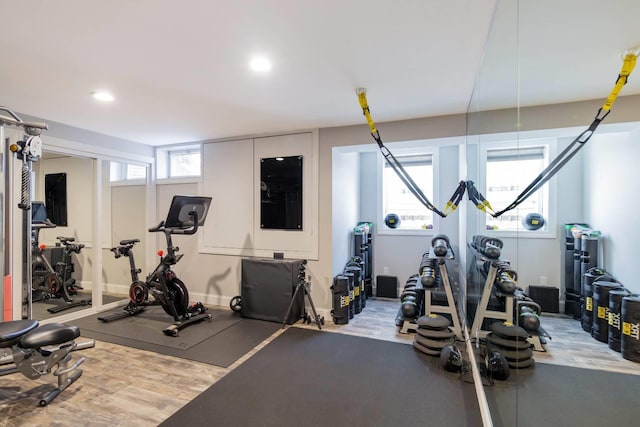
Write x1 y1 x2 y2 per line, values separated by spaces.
330 275 350 325
563 224 575 295
564 224 589 317
621 296 640 363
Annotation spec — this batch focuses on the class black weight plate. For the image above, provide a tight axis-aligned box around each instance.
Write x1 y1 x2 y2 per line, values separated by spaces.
417 326 456 340
415 334 455 350
413 340 441 356
487 344 533 361
507 357 535 369
486 333 533 350
417 314 451 330
490 322 529 341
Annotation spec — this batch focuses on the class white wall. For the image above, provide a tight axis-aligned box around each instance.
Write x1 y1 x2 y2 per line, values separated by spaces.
583 129 640 294
331 150 360 275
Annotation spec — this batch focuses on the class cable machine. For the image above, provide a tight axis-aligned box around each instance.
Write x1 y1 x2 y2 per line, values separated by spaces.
1 107 48 320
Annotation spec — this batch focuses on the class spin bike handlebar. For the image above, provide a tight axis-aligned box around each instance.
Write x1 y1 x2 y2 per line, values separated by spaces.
148 211 201 236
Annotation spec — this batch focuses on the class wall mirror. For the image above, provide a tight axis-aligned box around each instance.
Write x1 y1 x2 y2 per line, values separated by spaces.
101 159 148 306
31 151 95 320
260 155 303 230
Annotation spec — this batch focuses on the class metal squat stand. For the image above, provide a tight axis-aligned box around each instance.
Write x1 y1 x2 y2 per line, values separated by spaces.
282 260 325 330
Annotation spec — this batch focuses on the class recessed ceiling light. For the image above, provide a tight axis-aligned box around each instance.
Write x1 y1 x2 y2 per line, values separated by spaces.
92 91 115 102
249 57 271 72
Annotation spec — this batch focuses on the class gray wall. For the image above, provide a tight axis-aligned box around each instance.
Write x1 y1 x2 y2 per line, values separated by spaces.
11 94 640 316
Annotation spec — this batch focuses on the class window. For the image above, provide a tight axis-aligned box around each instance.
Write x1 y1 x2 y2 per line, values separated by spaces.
156 145 201 179
110 161 147 182
382 153 434 231
483 144 549 232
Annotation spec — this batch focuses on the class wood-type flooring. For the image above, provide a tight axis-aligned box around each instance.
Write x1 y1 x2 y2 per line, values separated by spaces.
1 298 638 426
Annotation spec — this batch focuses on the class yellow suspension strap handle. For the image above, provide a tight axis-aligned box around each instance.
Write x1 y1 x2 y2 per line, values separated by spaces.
466 181 496 216
356 88 446 217
442 180 468 216
357 88 381 143
493 49 638 218
602 51 637 112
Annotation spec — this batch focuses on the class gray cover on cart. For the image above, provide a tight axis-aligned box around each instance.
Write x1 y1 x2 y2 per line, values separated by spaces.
241 258 304 323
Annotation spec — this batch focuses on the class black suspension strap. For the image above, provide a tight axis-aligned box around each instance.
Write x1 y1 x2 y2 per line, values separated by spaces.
355 50 638 219
466 181 495 216
357 88 446 218
493 51 637 217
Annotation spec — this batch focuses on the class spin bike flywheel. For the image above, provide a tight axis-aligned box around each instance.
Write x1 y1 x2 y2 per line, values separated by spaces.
44 273 63 296
129 281 149 305
162 278 190 318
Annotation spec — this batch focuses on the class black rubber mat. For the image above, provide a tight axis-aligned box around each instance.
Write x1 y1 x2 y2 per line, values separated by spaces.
73 306 280 367
161 328 482 427
485 362 640 427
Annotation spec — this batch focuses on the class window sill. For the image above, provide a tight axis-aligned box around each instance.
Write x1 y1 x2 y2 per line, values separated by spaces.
479 229 557 239
376 228 439 237
156 176 201 185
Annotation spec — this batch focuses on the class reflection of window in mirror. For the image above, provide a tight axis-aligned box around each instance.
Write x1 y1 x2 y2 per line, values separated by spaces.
260 155 303 230
110 161 147 182
482 143 551 232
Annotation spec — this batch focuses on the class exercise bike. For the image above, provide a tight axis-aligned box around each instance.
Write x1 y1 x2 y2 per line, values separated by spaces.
31 203 69 303
45 236 91 314
0 319 85 406
99 195 213 336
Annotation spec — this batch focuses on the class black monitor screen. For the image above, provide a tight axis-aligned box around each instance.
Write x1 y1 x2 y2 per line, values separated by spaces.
165 195 212 228
32 201 48 223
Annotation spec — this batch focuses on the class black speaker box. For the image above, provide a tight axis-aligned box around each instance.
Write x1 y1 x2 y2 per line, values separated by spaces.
527 285 560 313
376 275 398 298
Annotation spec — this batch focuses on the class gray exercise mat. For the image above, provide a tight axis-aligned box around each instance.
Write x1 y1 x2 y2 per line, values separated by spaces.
485 362 640 427
73 306 237 350
72 306 281 367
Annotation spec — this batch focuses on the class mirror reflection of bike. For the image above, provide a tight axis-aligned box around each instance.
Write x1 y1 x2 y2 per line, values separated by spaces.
30 202 87 312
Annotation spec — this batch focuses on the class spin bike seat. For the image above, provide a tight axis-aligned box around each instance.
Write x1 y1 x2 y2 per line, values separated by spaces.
120 239 140 245
19 323 81 349
0 320 39 348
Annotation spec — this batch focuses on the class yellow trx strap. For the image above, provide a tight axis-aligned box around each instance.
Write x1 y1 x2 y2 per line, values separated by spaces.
356 88 378 136
602 52 637 111
493 49 638 218
356 48 639 220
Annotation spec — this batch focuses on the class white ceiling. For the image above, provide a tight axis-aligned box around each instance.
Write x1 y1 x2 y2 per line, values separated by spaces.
1 0 639 146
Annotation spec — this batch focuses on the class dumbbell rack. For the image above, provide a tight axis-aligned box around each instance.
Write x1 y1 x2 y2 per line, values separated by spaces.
470 256 514 338
421 247 463 340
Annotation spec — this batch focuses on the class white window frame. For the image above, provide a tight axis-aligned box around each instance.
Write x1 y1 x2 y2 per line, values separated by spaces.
376 146 440 236
109 161 148 184
156 143 202 181
478 138 557 238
